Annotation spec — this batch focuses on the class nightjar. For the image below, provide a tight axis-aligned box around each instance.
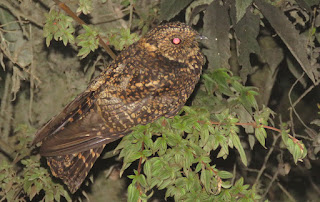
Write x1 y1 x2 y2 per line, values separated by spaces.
33 22 205 193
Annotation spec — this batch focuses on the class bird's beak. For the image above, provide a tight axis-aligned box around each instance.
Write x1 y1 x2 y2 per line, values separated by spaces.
196 34 208 40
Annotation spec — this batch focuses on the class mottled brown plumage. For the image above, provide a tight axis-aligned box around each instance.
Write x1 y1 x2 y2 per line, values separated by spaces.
33 22 204 193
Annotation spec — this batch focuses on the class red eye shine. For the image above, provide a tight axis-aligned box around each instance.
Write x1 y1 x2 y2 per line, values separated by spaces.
172 38 181 45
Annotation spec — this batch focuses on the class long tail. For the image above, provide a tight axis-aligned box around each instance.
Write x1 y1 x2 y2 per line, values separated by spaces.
46 145 105 193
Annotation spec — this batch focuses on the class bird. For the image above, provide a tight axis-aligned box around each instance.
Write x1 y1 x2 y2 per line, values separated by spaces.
32 22 205 193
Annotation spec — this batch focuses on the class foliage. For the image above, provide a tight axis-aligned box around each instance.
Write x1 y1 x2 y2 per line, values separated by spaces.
0 157 71 202
76 25 100 58
43 9 75 47
77 0 93 15
117 69 306 201
0 127 71 201
107 28 140 51
0 0 319 202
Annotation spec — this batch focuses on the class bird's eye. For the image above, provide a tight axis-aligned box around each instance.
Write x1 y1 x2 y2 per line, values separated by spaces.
172 37 181 45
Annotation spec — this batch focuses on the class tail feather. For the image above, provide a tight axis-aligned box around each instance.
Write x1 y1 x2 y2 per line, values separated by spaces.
47 145 105 193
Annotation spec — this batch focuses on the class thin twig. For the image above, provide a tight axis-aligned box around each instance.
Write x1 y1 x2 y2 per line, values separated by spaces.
291 79 320 108
16 13 29 38
294 134 313 141
0 139 15 159
0 72 12 141
308 172 320 196
210 121 282 133
53 0 116 59
136 141 144 195
12 147 33 165
137 142 144 174
288 72 318 135
208 120 303 152
264 172 296 202
231 163 237 185
254 133 281 186
0 0 43 27
246 168 296 201
29 24 34 122
105 165 115 178
0 20 30 29
262 169 279 199
110 1 129 29
0 34 41 83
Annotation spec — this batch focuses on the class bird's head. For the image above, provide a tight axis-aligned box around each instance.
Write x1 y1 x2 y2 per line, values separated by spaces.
141 22 204 63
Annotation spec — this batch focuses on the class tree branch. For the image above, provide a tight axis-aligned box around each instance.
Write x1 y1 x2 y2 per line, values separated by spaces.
53 0 116 59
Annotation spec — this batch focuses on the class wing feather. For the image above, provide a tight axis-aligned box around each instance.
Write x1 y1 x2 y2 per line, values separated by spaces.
32 90 96 145
47 146 105 193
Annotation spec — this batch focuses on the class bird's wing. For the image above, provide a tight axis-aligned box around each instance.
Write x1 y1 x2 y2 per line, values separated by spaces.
34 60 180 157
32 90 95 145
37 95 151 156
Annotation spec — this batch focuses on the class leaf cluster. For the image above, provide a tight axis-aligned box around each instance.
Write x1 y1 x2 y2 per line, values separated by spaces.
107 28 140 51
116 69 306 201
0 126 72 202
43 9 75 47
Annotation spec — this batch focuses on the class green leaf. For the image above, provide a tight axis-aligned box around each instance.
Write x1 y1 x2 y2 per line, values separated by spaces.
167 131 182 146
46 34 53 47
158 178 172 190
200 169 211 193
221 181 232 189
143 135 154 149
153 137 162 151
235 177 244 187
239 88 259 113
142 149 152 157
108 28 139 50
195 162 202 173
77 0 93 15
127 183 140 202
137 174 148 187
217 171 233 179
254 127 267 148
201 156 211 164
216 133 228 156
293 144 302 164
248 134 256 149
151 159 164 177
281 130 307 164
230 132 247 166
149 177 161 189
77 25 99 58
45 191 54 202
23 180 32 193
144 160 152 178
28 173 40 181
